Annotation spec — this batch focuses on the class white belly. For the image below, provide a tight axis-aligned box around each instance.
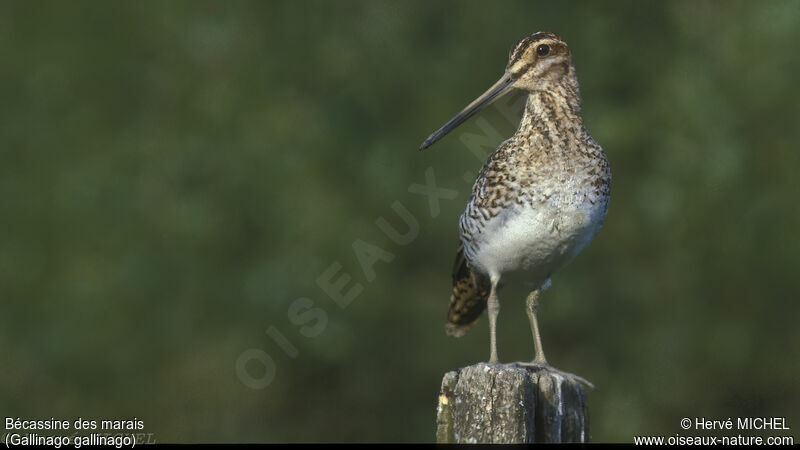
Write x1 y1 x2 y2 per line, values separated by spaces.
464 199 606 284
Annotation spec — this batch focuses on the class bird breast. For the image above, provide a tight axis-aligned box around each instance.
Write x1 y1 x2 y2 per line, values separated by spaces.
460 166 609 284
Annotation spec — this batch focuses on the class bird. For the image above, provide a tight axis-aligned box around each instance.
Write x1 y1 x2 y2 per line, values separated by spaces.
419 32 611 382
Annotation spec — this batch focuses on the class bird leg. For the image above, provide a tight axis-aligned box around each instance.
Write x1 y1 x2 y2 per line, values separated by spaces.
519 289 595 389
487 276 500 363
525 289 547 364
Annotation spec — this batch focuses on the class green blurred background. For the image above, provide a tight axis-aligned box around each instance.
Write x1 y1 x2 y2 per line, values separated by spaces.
1 0 798 443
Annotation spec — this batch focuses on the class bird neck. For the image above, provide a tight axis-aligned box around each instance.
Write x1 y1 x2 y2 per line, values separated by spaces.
517 67 584 140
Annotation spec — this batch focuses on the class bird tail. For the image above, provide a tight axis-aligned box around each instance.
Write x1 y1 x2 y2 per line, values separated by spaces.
445 244 490 337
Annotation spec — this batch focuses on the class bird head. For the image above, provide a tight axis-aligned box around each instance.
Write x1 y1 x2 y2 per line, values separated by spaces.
506 32 573 91
419 32 573 150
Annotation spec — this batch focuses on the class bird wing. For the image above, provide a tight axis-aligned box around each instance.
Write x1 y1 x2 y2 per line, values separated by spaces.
445 243 490 337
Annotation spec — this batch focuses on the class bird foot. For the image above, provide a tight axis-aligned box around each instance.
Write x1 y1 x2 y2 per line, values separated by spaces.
514 361 595 390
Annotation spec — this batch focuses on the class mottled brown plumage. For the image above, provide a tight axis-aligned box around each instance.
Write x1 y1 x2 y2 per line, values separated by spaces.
445 244 490 337
424 32 610 372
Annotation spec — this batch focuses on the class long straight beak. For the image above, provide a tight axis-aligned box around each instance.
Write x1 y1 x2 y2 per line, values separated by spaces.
419 72 515 150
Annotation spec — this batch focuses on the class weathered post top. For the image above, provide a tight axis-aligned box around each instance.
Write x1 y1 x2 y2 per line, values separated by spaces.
436 363 590 444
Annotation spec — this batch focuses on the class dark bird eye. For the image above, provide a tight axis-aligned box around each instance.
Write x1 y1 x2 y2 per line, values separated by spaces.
537 44 550 56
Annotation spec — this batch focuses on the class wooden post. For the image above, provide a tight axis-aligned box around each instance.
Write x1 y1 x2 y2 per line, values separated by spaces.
436 363 590 443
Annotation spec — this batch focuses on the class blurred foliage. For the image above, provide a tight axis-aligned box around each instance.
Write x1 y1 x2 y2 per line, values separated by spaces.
1 0 799 443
